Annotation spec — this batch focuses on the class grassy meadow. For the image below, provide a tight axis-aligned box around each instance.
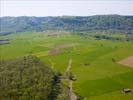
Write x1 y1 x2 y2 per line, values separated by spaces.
0 32 133 100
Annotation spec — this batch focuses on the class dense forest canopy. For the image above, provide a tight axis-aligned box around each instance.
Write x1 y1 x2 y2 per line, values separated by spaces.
0 15 133 35
0 56 54 99
0 56 70 100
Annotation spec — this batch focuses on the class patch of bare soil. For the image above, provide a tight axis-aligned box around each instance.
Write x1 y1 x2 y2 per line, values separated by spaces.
48 49 63 55
57 44 75 49
56 43 78 49
49 43 77 56
47 32 60 36
118 56 133 67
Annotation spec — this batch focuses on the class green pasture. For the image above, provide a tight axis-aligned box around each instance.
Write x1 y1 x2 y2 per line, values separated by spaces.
0 32 133 100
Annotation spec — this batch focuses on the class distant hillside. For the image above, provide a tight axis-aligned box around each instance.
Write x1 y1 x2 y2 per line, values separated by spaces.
0 15 133 35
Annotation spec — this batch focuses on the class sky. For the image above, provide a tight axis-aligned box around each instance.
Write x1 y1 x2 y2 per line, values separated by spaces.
0 0 133 16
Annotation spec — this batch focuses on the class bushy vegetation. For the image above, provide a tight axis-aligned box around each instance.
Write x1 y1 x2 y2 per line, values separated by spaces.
1 15 133 35
0 56 54 99
0 56 70 100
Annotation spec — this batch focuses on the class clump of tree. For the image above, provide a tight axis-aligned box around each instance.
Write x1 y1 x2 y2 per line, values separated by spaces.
125 34 133 41
0 56 70 100
0 56 65 100
49 72 62 100
112 58 116 62
0 56 54 99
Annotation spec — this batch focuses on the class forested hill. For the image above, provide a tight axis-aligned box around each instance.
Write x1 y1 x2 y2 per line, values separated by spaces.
0 15 133 35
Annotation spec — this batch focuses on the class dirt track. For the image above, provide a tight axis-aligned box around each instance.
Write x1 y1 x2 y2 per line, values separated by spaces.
66 59 77 100
69 81 77 100
66 59 72 72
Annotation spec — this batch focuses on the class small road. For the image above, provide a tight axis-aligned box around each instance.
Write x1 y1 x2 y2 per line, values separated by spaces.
69 80 77 100
66 58 72 72
66 59 77 100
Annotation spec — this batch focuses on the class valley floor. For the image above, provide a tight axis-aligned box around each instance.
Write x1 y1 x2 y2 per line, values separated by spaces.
0 32 133 100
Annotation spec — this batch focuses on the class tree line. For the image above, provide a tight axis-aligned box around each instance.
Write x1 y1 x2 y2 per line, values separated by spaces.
0 15 133 35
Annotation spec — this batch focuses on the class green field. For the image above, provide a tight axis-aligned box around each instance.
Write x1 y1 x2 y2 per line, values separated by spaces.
0 32 133 100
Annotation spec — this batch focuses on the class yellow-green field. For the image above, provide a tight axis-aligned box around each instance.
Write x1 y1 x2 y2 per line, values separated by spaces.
0 32 133 100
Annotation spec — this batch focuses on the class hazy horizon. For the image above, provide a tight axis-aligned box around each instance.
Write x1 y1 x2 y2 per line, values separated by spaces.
1 0 133 17
1 14 133 17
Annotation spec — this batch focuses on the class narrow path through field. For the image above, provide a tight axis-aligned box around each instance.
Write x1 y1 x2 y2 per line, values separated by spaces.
65 59 77 100
69 80 77 100
66 59 72 72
